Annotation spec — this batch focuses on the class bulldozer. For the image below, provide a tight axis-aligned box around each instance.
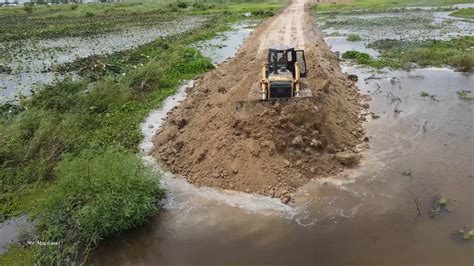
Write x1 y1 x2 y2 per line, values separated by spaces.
260 46 307 100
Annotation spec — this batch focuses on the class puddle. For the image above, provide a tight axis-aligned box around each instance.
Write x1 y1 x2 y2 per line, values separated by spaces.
325 37 379 57
0 215 34 254
0 16 207 103
89 9 473 266
194 20 259 65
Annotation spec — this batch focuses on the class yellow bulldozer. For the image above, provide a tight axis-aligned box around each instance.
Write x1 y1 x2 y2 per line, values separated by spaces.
260 46 307 100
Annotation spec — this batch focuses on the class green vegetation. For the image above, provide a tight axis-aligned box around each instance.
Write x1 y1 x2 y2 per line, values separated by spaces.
321 15 432 30
346 34 362 41
0 244 33 266
0 1 283 42
314 0 471 13
450 8 474 19
420 91 430 97
341 50 404 69
342 36 474 71
458 227 474 240
457 90 474 101
33 148 163 264
0 0 285 259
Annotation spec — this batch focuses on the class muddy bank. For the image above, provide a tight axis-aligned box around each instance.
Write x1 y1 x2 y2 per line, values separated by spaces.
153 0 363 200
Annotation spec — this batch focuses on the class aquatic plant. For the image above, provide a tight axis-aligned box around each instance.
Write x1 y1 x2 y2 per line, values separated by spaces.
419 91 429 97
457 90 474 101
346 34 362 41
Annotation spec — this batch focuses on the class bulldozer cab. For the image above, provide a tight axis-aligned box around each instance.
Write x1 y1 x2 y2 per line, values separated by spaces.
267 46 307 78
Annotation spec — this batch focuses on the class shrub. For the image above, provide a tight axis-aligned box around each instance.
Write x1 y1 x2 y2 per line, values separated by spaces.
32 148 164 264
23 3 34 14
85 11 95 17
346 34 361 42
420 91 429 97
70 4 78 10
342 50 371 64
176 2 188 8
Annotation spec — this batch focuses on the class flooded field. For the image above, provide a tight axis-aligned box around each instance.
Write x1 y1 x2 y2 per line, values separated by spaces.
320 9 473 42
88 6 473 266
0 16 207 103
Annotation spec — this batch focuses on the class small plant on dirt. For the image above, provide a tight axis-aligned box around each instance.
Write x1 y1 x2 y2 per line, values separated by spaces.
346 34 361 41
458 226 474 240
457 90 474 101
420 91 430 97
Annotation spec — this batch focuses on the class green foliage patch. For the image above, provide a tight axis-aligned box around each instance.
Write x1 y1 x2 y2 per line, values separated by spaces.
450 8 474 19
341 36 474 71
32 148 163 264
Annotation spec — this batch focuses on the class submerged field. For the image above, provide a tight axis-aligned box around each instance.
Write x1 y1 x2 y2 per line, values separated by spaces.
0 0 285 264
315 2 474 72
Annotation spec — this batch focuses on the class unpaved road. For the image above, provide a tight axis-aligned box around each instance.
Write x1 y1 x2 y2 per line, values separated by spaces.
154 0 364 201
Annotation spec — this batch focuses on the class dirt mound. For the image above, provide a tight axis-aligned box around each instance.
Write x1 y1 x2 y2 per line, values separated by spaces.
153 0 366 202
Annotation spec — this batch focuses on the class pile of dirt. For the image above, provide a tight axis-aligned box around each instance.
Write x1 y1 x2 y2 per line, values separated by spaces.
153 0 367 202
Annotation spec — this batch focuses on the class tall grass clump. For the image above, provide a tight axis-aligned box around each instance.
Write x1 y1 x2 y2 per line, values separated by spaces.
32 148 163 264
368 36 474 72
346 34 361 41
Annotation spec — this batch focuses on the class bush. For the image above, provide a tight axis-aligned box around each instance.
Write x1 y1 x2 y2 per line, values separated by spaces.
32 148 164 263
342 50 371 63
176 2 188 8
85 11 95 17
23 3 34 14
346 34 361 42
70 4 78 10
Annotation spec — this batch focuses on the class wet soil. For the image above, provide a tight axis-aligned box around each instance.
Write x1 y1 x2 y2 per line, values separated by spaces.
153 0 364 200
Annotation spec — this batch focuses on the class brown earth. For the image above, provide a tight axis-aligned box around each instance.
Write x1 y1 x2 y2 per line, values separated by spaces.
153 0 366 202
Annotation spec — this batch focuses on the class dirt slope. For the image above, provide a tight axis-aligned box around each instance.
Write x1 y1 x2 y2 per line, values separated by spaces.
153 0 365 202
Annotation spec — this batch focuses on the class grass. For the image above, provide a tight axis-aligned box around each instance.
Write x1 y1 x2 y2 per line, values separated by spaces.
346 34 362 41
342 36 474 71
0 1 284 42
341 50 404 69
0 244 33 266
314 0 472 13
0 0 285 260
32 148 163 264
450 8 474 19
320 15 432 30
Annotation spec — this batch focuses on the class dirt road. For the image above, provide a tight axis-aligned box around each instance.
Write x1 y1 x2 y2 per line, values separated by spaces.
154 0 364 201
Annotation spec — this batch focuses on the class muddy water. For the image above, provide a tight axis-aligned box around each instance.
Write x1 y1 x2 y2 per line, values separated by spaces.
90 13 473 266
0 215 34 254
0 16 207 103
194 20 259 65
